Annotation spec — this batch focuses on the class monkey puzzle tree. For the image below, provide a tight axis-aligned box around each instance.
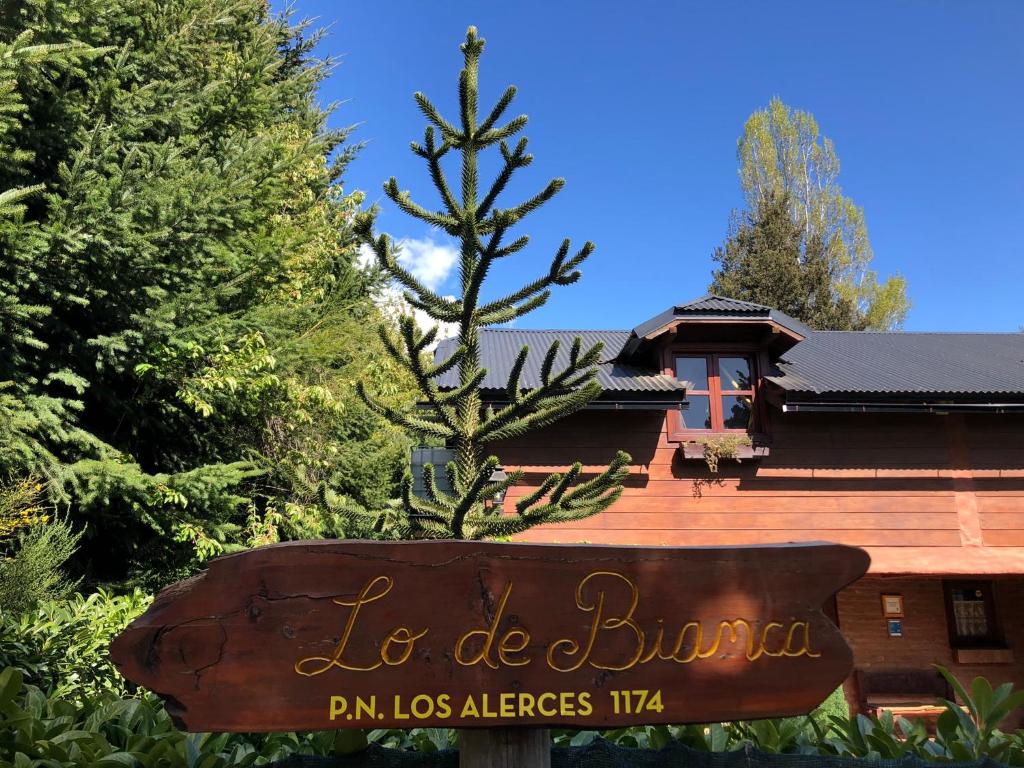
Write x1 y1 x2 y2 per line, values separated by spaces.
354 27 630 540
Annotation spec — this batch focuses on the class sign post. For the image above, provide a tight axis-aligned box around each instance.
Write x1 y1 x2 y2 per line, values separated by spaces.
111 540 868 764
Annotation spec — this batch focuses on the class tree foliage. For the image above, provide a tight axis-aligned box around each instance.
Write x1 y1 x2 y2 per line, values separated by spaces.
0 0 411 584
712 192 866 330
0 480 80 616
714 97 909 330
355 27 630 540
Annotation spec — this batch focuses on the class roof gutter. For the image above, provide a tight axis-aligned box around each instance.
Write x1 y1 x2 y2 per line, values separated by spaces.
418 398 686 412
476 398 686 412
783 401 1024 414
582 401 685 411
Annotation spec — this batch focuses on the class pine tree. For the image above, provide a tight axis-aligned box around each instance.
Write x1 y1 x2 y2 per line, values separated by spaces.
711 191 865 330
0 1 412 583
354 28 630 541
0 33 105 484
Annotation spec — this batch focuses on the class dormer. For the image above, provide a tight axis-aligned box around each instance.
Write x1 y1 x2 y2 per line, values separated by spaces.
619 295 808 363
616 295 809 442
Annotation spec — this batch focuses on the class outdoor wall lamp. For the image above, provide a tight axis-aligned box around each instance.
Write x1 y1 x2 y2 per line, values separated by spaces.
489 466 508 505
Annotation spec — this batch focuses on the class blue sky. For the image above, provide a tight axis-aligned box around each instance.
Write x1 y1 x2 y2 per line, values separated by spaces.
286 1 1024 332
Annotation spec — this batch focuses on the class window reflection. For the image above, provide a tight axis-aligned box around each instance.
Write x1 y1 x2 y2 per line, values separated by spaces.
675 357 708 390
673 354 755 433
683 395 712 430
719 357 752 391
722 395 753 429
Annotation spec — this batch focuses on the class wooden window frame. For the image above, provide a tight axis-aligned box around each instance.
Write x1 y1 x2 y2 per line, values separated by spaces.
664 345 769 441
942 580 1005 650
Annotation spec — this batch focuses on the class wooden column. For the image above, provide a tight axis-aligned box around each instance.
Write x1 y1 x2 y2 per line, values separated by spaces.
459 727 550 768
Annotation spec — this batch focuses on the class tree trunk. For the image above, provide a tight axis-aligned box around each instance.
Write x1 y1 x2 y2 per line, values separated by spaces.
459 727 550 768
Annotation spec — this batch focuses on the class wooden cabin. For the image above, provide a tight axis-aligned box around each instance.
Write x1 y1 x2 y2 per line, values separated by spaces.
434 295 1024 720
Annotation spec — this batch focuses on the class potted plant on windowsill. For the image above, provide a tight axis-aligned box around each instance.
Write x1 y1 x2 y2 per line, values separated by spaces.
679 434 771 472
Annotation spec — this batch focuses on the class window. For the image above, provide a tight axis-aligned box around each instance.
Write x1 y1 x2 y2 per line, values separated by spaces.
673 354 755 433
943 581 1003 649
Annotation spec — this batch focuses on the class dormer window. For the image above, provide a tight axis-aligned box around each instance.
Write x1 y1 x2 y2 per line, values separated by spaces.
671 353 756 434
632 296 794 445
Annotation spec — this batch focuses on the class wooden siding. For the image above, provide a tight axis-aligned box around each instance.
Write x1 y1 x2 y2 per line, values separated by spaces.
493 409 1024 575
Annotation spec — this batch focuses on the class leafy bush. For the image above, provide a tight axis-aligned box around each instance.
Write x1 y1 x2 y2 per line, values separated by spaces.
0 481 80 615
935 666 1024 762
2 593 1023 768
0 666 458 766
551 670 1024 763
0 479 48 541
813 685 850 727
0 590 458 765
0 667 337 767
3 667 1024 765
0 589 150 698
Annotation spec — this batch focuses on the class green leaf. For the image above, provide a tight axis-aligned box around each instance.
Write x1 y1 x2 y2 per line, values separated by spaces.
0 666 24 707
937 665 973 715
90 754 138 767
971 674 994 720
333 729 368 755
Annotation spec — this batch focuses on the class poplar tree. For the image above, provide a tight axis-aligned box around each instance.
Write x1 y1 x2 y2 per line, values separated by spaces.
723 97 909 330
355 27 630 540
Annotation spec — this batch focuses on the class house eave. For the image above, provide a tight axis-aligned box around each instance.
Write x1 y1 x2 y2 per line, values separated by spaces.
781 396 1024 414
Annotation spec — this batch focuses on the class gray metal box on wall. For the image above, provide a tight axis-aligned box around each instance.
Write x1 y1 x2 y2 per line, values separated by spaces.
410 447 455 499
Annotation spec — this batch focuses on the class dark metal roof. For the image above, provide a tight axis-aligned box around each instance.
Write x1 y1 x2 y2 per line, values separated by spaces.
769 332 1024 396
630 295 811 340
433 329 685 398
433 311 1024 405
681 295 776 313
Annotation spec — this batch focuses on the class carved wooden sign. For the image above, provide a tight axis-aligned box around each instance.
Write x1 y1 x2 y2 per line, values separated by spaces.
110 540 868 732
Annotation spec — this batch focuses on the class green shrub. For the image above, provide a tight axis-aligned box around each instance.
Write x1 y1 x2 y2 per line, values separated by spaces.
553 670 1024 762
0 666 334 767
0 515 80 616
0 666 453 766
0 589 150 698
0 479 79 618
3 593 1024 768
3 664 1024 764
0 479 48 541
934 666 1024 762
812 685 850 727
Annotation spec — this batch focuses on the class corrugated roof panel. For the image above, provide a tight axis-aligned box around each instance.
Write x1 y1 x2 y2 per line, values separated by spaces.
629 294 812 339
769 332 1024 395
679 295 772 313
434 324 1024 400
433 329 684 394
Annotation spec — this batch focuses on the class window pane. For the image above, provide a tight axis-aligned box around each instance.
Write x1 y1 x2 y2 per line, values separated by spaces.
682 395 712 430
719 356 752 391
675 357 708 390
952 588 990 638
722 395 753 429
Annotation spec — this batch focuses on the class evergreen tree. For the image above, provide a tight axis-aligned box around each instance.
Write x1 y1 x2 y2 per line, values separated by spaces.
723 97 909 330
354 27 630 540
0 1 411 583
711 192 864 330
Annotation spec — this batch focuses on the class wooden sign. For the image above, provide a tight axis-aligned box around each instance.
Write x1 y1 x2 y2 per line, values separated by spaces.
110 540 868 732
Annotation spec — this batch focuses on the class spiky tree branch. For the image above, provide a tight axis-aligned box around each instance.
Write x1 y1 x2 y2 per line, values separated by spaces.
356 27 630 540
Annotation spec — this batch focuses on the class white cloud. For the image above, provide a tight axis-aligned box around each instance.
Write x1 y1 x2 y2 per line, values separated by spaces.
359 236 460 348
395 236 458 291
358 236 458 291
